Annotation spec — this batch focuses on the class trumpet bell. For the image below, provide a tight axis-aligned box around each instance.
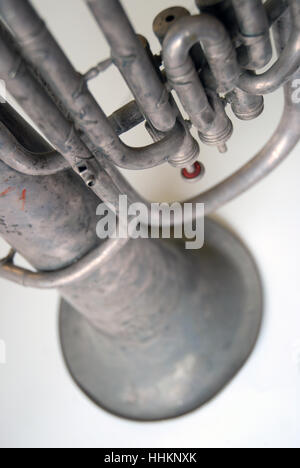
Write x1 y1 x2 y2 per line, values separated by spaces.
59 217 263 421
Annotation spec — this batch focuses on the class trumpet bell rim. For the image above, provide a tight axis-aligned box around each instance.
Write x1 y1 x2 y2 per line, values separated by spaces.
59 217 263 421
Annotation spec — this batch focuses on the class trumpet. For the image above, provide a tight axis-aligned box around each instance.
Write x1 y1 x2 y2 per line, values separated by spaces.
0 0 299 421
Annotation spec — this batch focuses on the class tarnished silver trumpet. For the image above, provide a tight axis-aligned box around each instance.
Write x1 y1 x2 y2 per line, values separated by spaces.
0 0 299 420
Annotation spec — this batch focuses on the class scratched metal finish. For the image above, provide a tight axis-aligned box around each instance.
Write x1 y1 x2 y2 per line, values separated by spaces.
0 158 262 421
60 219 263 420
0 160 191 337
0 160 100 271
0 0 296 421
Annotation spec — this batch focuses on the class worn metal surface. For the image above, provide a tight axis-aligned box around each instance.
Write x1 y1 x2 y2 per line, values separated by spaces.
86 0 176 133
232 0 272 70
227 88 264 121
0 159 101 272
195 0 239 40
0 0 298 421
0 0 199 171
238 0 300 94
0 121 69 176
0 234 128 289
163 13 238 152
1 0 299 218
60 218 263 421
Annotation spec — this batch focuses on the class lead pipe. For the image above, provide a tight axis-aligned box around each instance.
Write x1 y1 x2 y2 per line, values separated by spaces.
3 73 300 294
163 14 240 95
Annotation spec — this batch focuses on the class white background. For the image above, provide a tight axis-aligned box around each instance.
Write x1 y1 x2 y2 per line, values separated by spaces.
0 0 299 448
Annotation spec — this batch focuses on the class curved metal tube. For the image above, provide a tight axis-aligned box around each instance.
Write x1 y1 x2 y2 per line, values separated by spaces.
0 99 145 177
0 0 297 219
164 1 300 102
0 102 51 153
103 2 300 222
1 50 298 226
163 14 240 133
0 122 69 176
90 72 300 226
0 0 199 170
86 70 300 224
0 230 129 289
1 71 299 287
0 2 299 285
238 0 300 94
190 78 300 215
144 73 300 228
163 14 240 93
